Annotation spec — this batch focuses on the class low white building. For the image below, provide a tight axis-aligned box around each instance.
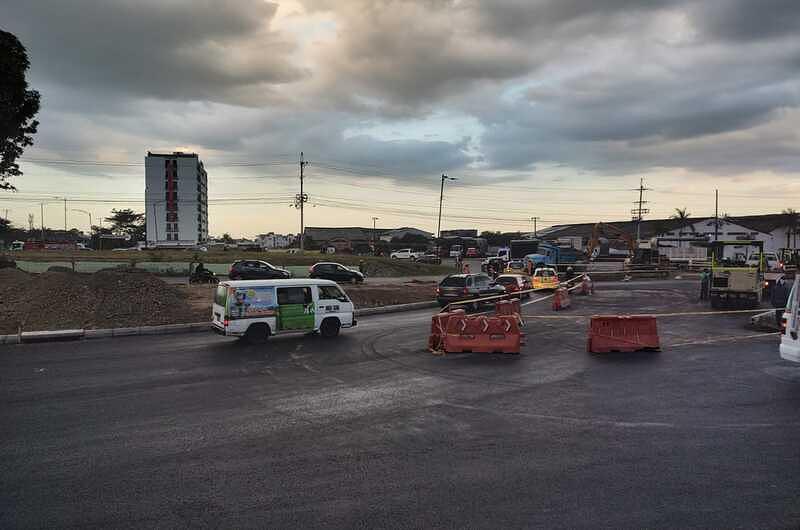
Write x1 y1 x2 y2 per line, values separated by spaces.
256 232 295 249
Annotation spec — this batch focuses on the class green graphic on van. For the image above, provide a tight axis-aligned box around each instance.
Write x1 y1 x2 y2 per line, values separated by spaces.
277 286 315 331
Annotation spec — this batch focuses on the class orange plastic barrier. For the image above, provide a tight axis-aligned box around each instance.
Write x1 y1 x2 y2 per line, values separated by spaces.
587 315 660 353
442 314 521 354
552 287 571 311
495 299 521 316
428 309 465 352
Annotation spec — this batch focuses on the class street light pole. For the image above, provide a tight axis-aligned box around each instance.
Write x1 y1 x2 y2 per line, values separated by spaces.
436 173 457 256
372 216 379 255
72 209 92 232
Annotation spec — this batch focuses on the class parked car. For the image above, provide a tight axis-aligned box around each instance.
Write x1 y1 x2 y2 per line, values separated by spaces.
494 274 532 298
229 260 291 280
532 267 560 290
415 252 442 265
746 252 782 271
390 248 424 260
308 262 364 284
436 273 506 308
465 247 479 258
504 260 527 275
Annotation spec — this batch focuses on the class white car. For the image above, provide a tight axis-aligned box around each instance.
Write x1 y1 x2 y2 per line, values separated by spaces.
781 280 800 363
390 248 423 260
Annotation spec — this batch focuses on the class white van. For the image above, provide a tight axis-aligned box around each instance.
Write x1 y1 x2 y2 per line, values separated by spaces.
211 279 356 343
780 280 800 363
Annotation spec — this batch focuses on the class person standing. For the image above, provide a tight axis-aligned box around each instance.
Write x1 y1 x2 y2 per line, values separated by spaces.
771 276 790 323
699 268 710 301
358 260 365 275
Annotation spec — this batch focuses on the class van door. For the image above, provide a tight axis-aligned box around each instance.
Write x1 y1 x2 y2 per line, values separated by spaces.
276 286 315 331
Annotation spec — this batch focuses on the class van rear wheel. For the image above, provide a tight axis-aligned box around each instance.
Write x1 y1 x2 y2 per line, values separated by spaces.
244 323 270 344
320 318 341 338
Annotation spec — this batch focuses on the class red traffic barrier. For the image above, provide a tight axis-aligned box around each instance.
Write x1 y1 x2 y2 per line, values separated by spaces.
552 287 571 311
587 315 660 353
442 314 521 354
428 309 465 352
495 299 521 316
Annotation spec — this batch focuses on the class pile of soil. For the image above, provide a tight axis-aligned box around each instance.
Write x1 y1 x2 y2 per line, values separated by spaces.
344 281 437 308
0 268 202 334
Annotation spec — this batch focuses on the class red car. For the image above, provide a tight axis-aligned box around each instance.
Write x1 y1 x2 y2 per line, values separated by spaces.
465 247 479 258
494 274 532 298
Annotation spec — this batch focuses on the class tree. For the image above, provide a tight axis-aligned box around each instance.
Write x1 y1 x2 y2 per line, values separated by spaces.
220 233 235 243
670 207 691 222
782 209 799 248
0 31 40 191
0 217 10 233
105 209 145 241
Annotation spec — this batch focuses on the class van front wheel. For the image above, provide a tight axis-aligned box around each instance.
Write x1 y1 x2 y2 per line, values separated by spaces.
244 323 270 344
320 318 341 338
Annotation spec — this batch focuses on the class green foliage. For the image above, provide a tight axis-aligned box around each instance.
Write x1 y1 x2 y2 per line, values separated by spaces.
0 31 40 190
105 209 146 241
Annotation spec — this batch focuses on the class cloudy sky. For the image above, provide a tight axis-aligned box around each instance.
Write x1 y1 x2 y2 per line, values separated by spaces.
2 0 800 236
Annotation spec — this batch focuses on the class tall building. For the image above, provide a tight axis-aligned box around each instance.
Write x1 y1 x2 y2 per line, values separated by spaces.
144 151 208 247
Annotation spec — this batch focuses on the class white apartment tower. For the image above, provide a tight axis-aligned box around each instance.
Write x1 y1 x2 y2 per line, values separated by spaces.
145 151 208 247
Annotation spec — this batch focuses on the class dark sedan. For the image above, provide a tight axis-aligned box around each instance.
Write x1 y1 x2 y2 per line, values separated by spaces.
436 273 506 308
308 262 365 284
228 260 291 280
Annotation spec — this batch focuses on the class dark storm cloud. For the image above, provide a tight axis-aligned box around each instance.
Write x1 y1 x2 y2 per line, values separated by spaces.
690 0 800 42
2 0 303 105
7 0 800 183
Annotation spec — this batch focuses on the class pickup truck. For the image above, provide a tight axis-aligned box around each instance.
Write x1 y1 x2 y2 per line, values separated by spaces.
390 248 425 260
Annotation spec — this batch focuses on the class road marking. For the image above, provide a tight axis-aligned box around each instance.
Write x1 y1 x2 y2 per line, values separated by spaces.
668 332 778 348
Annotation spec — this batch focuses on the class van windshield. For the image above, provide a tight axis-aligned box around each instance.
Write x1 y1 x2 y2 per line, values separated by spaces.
214 285 227 307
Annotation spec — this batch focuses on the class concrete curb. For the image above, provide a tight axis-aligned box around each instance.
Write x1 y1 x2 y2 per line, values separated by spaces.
355 300 439 316
0 302 439 345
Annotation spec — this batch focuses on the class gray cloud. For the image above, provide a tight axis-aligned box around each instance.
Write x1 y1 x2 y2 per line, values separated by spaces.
3 0 303 105
6 0 800 190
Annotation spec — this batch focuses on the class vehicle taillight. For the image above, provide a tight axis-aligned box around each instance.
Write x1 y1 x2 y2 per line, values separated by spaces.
463 287 469 294
781 317 787 335
223 319 229 327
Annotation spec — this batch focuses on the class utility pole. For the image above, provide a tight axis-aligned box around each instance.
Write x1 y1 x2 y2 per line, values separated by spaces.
63 198 68 233
530 216 540 237
437 173 457 256
27 213 34 232
296 152 310 252
372 216 379 255
714 189 719 241
72 209 92 232
630 178 651 242
40 202 45 242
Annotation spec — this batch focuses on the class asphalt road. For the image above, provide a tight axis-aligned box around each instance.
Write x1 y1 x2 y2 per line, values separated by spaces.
2 281 799 528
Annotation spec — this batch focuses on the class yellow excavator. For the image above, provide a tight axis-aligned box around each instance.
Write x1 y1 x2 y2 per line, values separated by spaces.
586 222 637 261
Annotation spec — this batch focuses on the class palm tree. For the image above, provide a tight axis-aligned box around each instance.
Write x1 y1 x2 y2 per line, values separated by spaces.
671 207 691 222
782 208 798 249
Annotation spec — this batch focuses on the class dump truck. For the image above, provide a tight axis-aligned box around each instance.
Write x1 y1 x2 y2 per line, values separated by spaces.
707 240 764 309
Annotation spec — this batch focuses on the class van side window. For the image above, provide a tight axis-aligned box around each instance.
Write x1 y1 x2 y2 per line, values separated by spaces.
277 287 312 305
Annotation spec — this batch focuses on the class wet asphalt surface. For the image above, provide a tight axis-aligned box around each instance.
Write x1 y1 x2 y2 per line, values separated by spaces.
1 280 799 528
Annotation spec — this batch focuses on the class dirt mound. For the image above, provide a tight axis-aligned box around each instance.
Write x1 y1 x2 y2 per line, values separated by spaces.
46 265 74 273
0 270 200 334
345 283 436 308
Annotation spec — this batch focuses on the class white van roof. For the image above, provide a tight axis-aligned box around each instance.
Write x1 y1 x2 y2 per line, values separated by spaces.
222 279 338 288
